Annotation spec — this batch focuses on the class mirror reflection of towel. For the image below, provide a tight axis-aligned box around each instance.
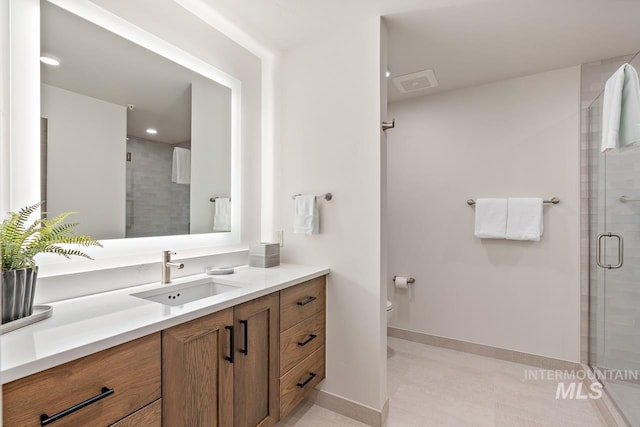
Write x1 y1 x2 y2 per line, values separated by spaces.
171 147 191 184
213 198 231 232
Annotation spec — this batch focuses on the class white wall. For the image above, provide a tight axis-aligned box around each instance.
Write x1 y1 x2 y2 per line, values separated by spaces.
379 19 389 404
41 84 126 239
274 17 387 411
387 66 581 362
1 0 9 215
4 0 40 214
190 77 232 233
0 0 7 413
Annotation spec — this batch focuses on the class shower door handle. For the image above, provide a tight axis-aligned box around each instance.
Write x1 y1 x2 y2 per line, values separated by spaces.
596 232 624 269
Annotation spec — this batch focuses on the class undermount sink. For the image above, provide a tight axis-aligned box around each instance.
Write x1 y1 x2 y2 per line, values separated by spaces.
131 277 241 306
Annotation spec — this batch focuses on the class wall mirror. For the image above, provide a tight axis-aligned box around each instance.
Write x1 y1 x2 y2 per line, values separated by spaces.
14 0 245 272
41 1 234 240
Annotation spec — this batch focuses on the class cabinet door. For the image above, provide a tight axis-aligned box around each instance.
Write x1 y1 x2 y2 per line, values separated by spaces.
162 308 234 427
234 293 280 427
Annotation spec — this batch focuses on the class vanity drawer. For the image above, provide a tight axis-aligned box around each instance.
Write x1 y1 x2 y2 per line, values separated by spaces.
280 345 325 419
280 311 325 375
110 399 161 427
280 276 326 332
3 333 161 427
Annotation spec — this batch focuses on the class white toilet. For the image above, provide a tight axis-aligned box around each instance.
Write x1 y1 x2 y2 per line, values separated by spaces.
386 300 393 322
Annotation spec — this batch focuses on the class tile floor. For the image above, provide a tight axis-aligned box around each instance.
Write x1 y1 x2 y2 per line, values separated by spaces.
277 336 608 426
278 401 368 427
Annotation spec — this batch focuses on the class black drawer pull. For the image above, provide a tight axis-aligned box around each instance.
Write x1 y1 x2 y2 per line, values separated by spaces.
297 334 317 347
225 325 234 363
239 320 248 355
40 387 114 426
297 296 317 306
297 372 317 388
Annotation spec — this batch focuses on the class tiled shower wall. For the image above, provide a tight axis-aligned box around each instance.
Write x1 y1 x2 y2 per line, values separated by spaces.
580 54 633 364
126 136 190 237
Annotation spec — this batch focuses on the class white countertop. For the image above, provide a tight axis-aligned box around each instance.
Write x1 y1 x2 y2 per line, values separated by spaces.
1 264 329 384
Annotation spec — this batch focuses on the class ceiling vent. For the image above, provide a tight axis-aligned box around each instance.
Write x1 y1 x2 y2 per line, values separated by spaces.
392 69 439 93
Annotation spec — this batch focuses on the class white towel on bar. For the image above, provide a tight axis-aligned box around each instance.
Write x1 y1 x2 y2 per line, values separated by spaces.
213 198 231 232
506 198 543 241
601 63 640 152
172 147 191 184
474 198 507 239
293 195 319 235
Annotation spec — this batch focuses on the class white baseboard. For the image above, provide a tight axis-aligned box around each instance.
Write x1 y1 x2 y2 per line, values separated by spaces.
305 389 388 427
388 326 580 370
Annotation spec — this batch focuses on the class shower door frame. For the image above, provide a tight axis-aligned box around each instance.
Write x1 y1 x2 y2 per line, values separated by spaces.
586 73 640 426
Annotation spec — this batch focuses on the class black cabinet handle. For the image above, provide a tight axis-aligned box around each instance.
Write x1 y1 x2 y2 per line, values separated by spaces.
297 372 317 388
40 387 114 426
297 334 317 347
225 325 234 364
239 320 248 355
297 296 317 306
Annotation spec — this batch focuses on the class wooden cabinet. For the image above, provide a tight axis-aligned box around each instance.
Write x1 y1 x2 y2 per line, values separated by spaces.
280 311 325 375
162 294 280 427
111 400 162 427
3 275 326 427
280 346 325 417
3 333 161 427
279 276 326 418
280 276 326 332
233 293 280 427
162 308 234 427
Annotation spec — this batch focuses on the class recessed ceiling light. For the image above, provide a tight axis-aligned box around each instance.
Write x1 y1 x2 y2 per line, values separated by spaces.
40 55 60 66
146 128 158 135
386 70 391 78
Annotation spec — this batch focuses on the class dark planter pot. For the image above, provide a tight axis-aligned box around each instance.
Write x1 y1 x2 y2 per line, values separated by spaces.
2 268 37 324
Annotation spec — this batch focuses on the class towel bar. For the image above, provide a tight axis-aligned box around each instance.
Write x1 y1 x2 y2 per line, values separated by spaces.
291 193 333 201
466 197 559 206
393 276 415 284
210 197 231 202
619 195 640 203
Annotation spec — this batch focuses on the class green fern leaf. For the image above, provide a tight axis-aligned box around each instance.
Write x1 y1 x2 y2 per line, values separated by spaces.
1 202 101 271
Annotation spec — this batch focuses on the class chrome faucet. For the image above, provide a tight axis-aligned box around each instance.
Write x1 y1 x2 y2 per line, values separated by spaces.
162 251 184 284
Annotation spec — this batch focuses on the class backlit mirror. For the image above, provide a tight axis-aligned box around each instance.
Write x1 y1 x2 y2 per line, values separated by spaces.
40 1 233 240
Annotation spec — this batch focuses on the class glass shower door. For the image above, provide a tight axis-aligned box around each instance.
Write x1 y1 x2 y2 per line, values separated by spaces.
589 93 640 426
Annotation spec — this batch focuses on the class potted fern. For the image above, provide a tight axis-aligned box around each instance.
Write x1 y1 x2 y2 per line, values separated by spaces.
0 202 102 324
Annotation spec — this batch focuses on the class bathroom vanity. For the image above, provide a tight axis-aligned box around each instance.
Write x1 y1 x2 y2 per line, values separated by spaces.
1 264 328 426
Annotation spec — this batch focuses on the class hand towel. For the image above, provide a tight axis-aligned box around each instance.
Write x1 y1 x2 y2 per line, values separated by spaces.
474 198 507 239
293 195 319 235
172 147 191 184
601 63 640 152
506 198 543 241
213 197 231 232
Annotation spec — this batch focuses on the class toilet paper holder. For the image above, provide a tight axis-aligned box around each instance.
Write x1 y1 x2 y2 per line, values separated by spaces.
393 276 415 284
